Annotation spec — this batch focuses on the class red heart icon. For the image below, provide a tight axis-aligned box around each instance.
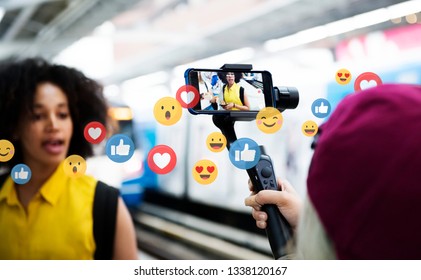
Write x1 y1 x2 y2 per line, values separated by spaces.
207 166 215 173
176 85 200 109
345 73 350 78
195 166 203 173
337 73 342 77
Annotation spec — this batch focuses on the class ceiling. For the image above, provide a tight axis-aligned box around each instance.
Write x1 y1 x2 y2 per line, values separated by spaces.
0 0 417 84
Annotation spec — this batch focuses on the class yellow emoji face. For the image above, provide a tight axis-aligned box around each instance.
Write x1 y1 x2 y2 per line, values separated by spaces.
335 68 352 85
192 159 218 185
0 139 14 162
63 155 87 178
153 97 182 126
256 107 283 134
206 132 227 152
302 120 318 137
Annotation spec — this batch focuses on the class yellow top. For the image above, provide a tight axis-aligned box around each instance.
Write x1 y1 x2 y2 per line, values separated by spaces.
223 83 242 110
0 162 97 260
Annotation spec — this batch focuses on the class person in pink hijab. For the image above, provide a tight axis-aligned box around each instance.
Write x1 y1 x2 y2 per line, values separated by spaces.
245 83 421 259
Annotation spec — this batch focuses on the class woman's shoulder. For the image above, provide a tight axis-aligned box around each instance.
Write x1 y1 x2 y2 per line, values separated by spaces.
66 174 98 198
70 176 119 198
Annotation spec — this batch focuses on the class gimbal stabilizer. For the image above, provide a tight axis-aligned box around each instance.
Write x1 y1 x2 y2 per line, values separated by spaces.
213 64 299 259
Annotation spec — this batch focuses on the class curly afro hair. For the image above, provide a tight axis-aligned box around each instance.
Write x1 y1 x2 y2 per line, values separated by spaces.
0 57 111 170
217 71 243 84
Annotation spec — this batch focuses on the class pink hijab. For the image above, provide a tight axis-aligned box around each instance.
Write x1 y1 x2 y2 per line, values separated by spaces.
307 84 421 259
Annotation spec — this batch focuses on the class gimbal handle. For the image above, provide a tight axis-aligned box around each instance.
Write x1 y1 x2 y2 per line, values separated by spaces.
212 115 292 259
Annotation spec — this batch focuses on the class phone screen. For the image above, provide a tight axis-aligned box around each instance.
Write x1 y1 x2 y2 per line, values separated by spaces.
185 69 274 114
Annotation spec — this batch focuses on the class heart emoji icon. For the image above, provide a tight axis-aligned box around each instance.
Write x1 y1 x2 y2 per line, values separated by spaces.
153 153 171 169
176 85 199 108
181 91 195 105
147 145 177 174
88 127 101 140
360 80 378 90
84 121 106 144
354 72 382 92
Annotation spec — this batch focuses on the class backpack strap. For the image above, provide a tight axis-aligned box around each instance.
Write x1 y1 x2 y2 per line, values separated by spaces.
222 84 226 102
239 86 244 105
0 173 7 190
93 180 120 260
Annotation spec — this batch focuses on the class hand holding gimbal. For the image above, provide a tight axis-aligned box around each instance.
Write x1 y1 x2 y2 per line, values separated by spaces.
211 63 299 260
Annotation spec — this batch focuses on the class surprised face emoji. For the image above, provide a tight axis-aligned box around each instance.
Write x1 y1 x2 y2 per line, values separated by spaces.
153 97 182 126
63 155 87 178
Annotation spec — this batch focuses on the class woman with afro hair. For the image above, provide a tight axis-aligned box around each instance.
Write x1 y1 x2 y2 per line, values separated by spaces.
0 57 137 260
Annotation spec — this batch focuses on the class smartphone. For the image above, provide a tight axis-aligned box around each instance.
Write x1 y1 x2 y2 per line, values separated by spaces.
184 68 274 115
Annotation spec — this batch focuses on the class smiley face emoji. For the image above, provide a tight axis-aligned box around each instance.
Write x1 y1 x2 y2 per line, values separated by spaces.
206 132 227 152
335 68 352 85
63 155 87 178
154 97 182 126
0 139 15 162
302 120 318 137
256 107 283 134
192 159 218 185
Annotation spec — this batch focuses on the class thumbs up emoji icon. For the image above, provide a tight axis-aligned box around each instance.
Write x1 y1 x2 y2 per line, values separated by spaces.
11 164 32 184
315 102 327 114
229 138 261 170
106 134 135 163
312 98 331 118
15 167 29 179
111 139 130 156
236 143 256 162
